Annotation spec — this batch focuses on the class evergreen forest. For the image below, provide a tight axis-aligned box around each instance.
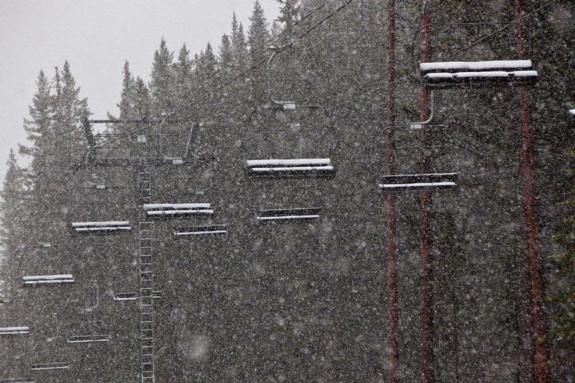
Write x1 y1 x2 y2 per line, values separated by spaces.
0 0 574 382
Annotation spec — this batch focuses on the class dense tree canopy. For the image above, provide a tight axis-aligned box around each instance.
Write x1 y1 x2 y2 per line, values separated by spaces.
1 1 573 382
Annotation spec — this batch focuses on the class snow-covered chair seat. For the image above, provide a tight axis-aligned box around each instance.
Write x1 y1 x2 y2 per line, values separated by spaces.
0 326 30 335
143 203 213 218
420 60 537 88
246 158 335 177
67 334 110 343
257 207 321 222
379 173 458 191
22 274 75 286
174 224 228 237
72 221 131 233
31 362 70 371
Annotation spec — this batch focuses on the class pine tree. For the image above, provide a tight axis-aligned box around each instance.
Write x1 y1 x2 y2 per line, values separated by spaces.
19 72 51 159
194 43 219 118
248 0 270 104
174 44 193 107
276 0 302 43
0 150 29 299
219 34 234 81
231 13 249 75
133 77 151 120
150 38 175 116
119 61 136 120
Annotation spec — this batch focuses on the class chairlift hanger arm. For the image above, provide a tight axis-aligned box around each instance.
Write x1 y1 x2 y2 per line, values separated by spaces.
266 46 290 108
410 90 435 126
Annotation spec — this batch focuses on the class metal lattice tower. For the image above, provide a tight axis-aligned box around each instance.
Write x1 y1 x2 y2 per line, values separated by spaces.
135 162 155 383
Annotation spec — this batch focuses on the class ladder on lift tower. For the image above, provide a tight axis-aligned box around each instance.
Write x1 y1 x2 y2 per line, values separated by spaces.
136 162 155 383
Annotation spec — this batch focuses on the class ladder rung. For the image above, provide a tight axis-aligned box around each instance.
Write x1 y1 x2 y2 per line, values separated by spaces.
141 330 153 338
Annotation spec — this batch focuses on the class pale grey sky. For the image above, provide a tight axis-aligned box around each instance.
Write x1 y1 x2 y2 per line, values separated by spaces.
0 0 280 178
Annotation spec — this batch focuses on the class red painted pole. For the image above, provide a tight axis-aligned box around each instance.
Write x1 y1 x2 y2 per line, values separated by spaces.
514 1 548 382
419 1 434 382
384 0 398 382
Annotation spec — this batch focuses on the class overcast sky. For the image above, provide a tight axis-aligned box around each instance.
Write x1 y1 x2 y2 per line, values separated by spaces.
0 0 280 179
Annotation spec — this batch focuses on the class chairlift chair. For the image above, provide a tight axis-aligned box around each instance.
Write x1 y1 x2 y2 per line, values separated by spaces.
174 224 228 238
143 203 214 218
246 158 335 177
0 326 30 336
113 291 138 302
378 173 458 191
67 334 110 344
71 221 132 234
30 362 70 371
420 60 538 89
257 207 321 222
22 274 75 286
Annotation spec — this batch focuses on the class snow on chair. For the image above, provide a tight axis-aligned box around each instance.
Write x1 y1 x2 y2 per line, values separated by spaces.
174 224 228 238
257 207 321 222
246 158 335 177
113 292 138 301
30 362 70 371
378 173 458 191
143 203 213 218
0 326 30 335
22 274 75 286
71 221 132 233
67 334 110 344
420 60 538 89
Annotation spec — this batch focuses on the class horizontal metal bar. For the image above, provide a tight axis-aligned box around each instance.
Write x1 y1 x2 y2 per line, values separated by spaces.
67 335 110 343
31 362 69 371
0 326 30 335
